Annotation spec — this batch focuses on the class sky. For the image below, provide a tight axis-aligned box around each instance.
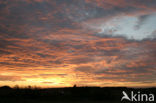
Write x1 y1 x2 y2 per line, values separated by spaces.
0 0 156 88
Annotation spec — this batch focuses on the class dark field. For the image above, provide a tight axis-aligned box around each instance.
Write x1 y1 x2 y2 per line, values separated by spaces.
0 86 155 103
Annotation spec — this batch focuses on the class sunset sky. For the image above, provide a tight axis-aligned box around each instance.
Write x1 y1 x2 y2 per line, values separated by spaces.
0 0 156 88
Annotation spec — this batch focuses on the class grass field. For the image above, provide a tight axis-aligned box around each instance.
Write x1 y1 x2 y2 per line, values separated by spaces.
0 86 155 103
0 99 120 103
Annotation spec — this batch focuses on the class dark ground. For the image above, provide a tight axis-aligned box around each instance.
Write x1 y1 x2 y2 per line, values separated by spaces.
0 86 155 103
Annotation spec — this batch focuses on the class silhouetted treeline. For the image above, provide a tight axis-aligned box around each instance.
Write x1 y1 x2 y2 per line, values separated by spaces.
0 85 156 103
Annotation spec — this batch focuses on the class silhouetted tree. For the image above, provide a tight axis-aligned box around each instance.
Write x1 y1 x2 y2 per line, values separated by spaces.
73 84 77 88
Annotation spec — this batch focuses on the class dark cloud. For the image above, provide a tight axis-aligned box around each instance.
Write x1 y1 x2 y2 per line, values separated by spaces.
150 30 156 39
67 56 95 64
75 66 93 73
39 74 67 77
135 14 151 30
0 75 25 81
